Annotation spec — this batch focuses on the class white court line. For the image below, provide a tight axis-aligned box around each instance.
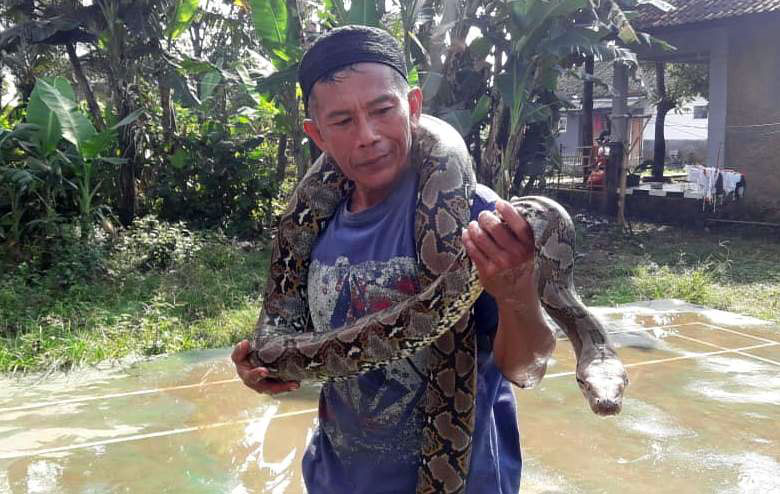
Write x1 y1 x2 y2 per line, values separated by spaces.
0 378 240 415
545 342 778 379
7 323 773 415
699 322 780 345
5 341 779 461
4 323 694 414
672 333 780 367
0 407 319 461
6 322 776 414
555 321 700 341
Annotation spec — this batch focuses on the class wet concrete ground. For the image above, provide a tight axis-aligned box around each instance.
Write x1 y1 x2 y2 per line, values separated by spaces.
2 300 779 493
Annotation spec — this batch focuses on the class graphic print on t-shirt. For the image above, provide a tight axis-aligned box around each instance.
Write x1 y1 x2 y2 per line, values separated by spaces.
308 255 429 466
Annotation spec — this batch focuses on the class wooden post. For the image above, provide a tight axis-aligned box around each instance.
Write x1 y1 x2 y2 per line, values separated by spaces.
606 142 624 217
610 61 630 222
581 55 594 179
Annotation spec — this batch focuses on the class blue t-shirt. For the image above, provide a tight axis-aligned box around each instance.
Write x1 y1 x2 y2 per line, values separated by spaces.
303 169 522 494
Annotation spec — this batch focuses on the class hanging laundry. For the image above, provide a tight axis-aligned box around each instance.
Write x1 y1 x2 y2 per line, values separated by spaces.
684 165 744 203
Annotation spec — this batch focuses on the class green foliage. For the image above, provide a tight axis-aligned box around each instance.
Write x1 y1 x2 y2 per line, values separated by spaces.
247 0 301 69
26 77 70 155
642 62 709 107
151 128 279 236
168 0 202 39
42 224 111 288
631 259 723 306
0 225 271 373
667 63 709 102
199 70 223 103
0 78 143 249
34 79 97 153
347 0 380 26
112 216 200 272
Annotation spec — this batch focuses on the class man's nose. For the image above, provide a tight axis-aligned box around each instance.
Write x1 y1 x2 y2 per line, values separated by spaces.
355 115 380 147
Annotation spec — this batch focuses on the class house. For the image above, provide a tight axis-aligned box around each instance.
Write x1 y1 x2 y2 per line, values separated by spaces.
635 0 780 219
556 62 711 173
641 95 709 165
556 62 649 169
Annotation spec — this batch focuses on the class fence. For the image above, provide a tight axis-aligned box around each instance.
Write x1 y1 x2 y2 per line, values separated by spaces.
552 144 644 191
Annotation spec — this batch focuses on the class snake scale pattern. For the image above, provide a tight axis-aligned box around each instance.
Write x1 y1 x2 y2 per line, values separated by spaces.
249 115 628 494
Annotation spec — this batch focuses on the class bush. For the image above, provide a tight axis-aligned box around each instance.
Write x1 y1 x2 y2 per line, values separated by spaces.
111 215 201 273
149 131 281 238
631 256 729 306
42 224 111 288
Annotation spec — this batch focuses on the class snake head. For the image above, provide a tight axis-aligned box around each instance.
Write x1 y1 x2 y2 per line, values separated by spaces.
576 356 629 416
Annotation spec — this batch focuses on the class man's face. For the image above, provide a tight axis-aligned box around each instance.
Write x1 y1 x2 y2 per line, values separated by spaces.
303 63 422 204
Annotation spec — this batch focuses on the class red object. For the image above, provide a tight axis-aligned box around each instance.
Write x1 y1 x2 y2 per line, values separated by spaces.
587 168 605 188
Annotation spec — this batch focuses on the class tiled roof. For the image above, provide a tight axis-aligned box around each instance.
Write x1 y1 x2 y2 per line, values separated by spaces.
557 62 648 100
636 0 780 30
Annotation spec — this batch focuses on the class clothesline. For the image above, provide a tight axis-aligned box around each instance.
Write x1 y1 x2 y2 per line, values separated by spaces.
685 165 745 210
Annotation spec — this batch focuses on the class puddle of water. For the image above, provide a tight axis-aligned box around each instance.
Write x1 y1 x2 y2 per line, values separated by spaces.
0 349 319 494
688 355 780 405
2 303 779 494
517 338 780 494
616 399 696 440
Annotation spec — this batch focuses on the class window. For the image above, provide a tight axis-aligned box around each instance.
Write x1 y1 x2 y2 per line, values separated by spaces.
693 105 709 119
558 116 568 134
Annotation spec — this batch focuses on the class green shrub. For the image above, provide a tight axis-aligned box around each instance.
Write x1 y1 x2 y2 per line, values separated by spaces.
150 132 280 238
41 224 110 288
111 215 201 272
631 257 728 306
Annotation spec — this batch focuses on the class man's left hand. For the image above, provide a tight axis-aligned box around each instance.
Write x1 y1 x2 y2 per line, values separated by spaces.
461 199 536 306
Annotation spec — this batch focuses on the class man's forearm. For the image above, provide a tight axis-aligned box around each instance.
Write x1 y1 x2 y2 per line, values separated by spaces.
492 295 556 388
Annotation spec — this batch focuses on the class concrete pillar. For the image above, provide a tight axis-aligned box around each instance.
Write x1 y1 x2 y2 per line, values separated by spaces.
707 28 728 167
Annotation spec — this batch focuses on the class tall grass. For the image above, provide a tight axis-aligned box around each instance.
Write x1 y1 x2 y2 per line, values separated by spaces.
576 219 780 323
0 218 269 374
631 258 726 306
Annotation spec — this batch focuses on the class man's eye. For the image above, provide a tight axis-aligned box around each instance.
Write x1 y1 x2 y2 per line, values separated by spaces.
334 118 351 126
377 106 393 114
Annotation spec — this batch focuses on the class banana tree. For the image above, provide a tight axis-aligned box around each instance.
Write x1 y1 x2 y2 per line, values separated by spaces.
0 78 74 241
246 0 393 178
238 0 310 177
28 78 141 237
479 0 666 195
0 165 38 247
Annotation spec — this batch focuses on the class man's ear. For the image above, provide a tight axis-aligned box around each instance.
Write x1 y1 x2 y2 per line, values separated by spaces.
303 119 326 153
407 87 423 126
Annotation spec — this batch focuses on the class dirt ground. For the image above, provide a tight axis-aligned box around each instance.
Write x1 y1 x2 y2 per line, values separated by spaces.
571 209 780 322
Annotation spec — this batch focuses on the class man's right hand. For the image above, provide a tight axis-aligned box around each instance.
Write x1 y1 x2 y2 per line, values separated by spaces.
231 340 300 394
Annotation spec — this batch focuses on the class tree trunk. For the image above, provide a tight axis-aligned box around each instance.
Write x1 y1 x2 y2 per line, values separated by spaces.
117 105 137 226
308 139 321 164
469 127 482 181
66 42 105 130
482 99 509 190
109 72 137 226
653 107 669 179
159 81 175 141
653 62 675 180
18 77 35 104
275 135 288 183
581 55 594 178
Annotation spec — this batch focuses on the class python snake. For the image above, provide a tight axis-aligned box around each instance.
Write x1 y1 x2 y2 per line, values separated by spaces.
249 115 628 494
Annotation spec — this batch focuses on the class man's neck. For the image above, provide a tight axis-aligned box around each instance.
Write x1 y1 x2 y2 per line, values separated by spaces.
348 187 393 213
347 162 414 213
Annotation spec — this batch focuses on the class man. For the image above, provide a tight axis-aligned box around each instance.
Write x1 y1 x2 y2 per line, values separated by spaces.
232 25 556 493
